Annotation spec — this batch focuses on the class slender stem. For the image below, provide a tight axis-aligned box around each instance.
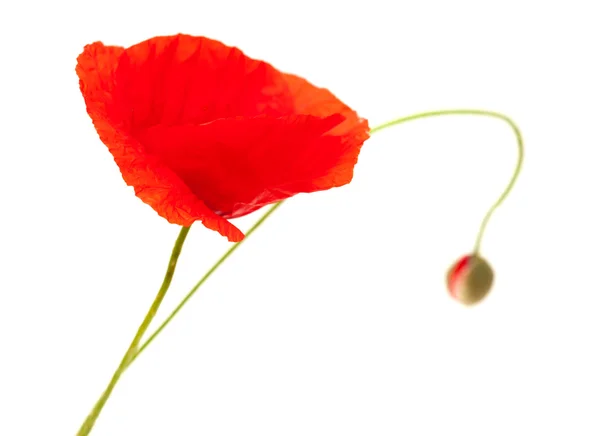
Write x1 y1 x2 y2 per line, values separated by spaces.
124 201 284 368
76 226 191 436
76 109 521 434
123 109 523 369
370 109 523 253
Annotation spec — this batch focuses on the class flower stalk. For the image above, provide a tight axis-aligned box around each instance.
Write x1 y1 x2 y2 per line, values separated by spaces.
76 109 523 435
76 226 191 436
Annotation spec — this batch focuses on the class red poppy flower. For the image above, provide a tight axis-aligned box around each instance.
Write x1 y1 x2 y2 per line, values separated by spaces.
76 34 370 241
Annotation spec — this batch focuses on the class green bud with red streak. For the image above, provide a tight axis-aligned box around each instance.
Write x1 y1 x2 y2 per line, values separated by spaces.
446 254 494 305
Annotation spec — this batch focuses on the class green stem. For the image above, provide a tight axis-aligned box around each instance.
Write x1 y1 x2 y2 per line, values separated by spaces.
76 226 191 436
123 109 523 370
370 109 523 253
125 201 284 367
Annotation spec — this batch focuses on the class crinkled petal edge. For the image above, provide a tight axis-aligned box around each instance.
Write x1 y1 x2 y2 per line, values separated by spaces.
76 41 244 242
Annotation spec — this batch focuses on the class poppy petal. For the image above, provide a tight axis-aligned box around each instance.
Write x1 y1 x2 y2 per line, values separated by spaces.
111 34 295 131
283 73 370 136
76 42 244 242
137 113 368 218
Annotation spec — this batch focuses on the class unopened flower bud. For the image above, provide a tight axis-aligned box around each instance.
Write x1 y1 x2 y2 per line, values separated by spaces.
446 254 494 305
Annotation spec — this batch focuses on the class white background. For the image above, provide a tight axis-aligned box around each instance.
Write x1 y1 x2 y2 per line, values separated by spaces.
1 1 599 435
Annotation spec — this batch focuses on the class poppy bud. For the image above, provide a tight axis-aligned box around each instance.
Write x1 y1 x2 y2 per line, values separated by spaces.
446 254 494 305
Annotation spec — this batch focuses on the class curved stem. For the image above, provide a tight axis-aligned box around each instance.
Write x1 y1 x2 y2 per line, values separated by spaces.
76 226 191 436
370 109 524 253
123 108 523 370
125 201 283 368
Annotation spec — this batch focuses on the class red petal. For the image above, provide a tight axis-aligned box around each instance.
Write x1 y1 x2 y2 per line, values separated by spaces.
76 41 244 242
111 34 295 131
283 73 370 136
137 114 366 218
